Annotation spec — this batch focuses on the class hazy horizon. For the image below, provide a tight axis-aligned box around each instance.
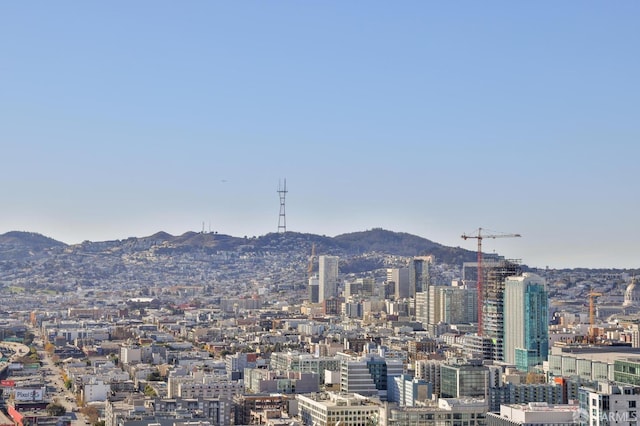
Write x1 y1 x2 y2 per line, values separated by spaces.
3 2 639 270
1 226 634 272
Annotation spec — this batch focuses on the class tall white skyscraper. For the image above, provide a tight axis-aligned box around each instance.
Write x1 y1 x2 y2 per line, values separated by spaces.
503 272 549 371
387 268 409 300
415 291 429 327
318 255 339 302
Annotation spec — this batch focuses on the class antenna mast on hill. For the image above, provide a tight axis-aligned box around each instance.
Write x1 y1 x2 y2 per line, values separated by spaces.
277 179 288 233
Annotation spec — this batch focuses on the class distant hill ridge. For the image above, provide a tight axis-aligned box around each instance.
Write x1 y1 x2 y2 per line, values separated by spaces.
0 231 66 247
0 228 477 264
0 231 66 258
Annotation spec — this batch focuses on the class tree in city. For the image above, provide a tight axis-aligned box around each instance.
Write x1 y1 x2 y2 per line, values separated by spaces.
108 354 119 366
143 384 157 397
146 371 163 382
46 402 66 417
23 332 35 346
81 406 99 424
28 347 40 362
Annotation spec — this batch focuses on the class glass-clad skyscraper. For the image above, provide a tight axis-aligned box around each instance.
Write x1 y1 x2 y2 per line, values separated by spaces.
503 272 549 371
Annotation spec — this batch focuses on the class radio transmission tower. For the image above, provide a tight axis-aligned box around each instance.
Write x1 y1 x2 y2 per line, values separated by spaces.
277 179 288 233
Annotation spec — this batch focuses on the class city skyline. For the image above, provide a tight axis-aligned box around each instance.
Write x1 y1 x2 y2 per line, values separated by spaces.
2 2 639 269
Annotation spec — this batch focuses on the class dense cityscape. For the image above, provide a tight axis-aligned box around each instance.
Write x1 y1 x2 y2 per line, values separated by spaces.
4 1 638 426
0 228 638 426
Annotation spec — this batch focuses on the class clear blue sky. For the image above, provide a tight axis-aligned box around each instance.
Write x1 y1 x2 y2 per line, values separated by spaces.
2 2 639 269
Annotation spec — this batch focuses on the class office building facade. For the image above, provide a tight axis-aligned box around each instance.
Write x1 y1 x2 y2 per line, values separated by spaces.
319 255 339 303
503 273 549 371
388 267 410 300
483 260 522 361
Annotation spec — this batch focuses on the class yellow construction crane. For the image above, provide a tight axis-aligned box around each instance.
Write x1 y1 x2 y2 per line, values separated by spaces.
588 290 603 342
461 227 521 334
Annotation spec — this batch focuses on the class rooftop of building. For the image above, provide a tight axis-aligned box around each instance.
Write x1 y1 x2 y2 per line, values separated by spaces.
297 392 380 407
501 402 579 413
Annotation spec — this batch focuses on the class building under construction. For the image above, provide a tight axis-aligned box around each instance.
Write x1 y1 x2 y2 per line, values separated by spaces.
482 259 522 362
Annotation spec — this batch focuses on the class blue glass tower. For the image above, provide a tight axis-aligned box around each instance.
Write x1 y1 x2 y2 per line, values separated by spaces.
503 273 549 371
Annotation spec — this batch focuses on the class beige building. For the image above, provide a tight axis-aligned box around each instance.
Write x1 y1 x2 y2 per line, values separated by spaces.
296 392 381 426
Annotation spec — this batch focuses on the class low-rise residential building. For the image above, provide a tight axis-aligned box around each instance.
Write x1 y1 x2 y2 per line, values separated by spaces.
388 398 488 426
486 402 579 426
296 392 381 426
244 368 319 394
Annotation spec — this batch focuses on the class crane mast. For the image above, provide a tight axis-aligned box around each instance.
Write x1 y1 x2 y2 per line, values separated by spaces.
461 227 521 335
588 290 603 343
308 243 316 279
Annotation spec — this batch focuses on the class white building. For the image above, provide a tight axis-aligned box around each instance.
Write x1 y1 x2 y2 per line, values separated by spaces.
390 374 431 407
503 273 548 371
415 291 429 329
82 378 110 403
120 345 142 365
387 267 410 300
296 392 381 426
167 369 243 399
339 352 404 401
178 380 244 399
389 398 488 426
486 402 579 426
319 256 339 303
579 382 640 426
